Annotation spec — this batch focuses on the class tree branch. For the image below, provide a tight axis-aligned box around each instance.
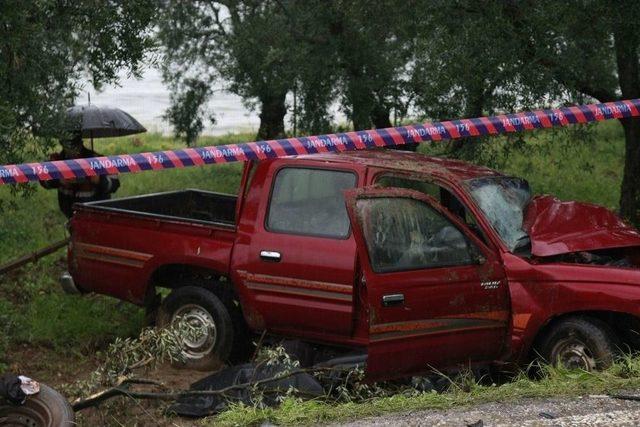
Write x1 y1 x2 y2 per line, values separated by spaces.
72 367 339 411
503 0 617 102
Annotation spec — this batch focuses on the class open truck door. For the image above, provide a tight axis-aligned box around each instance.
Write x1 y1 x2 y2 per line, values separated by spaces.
344 187 510 380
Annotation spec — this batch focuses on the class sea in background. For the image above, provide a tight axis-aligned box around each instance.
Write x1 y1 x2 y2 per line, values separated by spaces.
81 67 261 136
81 67 347 138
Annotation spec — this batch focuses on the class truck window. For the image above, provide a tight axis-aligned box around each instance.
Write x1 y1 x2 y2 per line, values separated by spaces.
267 167 357 238
356 197 478 273
377 175 486 244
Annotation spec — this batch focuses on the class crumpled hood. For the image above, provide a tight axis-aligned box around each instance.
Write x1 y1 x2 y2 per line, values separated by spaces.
522 195 640 257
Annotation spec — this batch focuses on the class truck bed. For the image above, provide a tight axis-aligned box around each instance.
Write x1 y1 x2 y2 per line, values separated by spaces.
80 189 237 227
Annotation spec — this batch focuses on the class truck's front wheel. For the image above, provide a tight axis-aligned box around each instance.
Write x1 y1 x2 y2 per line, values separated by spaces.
536 316 618 371
158 286 233 370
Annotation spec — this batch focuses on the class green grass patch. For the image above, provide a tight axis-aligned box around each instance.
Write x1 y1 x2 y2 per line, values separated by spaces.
17 293 143 351
211 359 640 426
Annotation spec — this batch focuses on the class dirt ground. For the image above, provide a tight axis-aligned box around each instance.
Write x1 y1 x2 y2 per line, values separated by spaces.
341 394 640 427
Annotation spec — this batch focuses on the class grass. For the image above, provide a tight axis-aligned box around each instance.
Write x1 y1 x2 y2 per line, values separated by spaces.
212 358 640 426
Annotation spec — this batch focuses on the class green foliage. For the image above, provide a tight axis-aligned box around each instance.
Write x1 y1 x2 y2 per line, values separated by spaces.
326 0 417 130
495 1 640 222
159 0 296 140
163 79 215 146
0 299 18 370
18 294 143 351
0 0 157 166
91 324 188 386
158 0 418 138
411 1 540 120
63 320 195 404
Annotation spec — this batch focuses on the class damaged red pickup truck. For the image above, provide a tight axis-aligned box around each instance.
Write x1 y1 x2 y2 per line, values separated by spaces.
63 150 640 379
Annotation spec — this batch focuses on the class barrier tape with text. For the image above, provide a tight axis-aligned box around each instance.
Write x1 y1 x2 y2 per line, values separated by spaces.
1 99 639 185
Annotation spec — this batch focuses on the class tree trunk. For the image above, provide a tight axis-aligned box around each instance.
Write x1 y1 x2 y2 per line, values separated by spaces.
614 18 640 223
370 103 392 129
344 65 373 131
257 92 287 140
619 119 640 222
372 103 417 151
449 88 485 157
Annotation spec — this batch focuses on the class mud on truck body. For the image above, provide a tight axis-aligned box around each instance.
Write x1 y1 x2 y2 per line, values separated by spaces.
63 150 640 379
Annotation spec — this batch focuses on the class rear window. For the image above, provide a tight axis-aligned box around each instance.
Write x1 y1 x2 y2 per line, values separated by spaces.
266 168 357 238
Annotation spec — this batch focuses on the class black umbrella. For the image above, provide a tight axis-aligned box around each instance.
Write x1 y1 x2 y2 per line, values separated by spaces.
65 104 147 149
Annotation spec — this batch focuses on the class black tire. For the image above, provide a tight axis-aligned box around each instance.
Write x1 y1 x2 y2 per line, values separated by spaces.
0 383 75 426
158 286 233 371
536 316 618 371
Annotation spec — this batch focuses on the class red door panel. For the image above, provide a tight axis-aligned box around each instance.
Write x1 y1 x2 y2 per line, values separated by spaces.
233 163 361 341
345 187 510 380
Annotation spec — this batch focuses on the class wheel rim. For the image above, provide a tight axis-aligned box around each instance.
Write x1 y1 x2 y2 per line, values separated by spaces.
0 398 55 427
172 304 217 360
551 338 597 371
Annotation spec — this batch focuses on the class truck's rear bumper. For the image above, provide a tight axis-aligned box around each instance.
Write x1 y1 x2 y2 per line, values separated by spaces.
59 271 80 294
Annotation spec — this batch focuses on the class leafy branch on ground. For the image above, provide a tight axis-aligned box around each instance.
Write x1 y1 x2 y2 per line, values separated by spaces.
63 318 196 399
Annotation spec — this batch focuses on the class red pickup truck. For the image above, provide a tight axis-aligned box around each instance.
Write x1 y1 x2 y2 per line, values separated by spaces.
63 150 640 379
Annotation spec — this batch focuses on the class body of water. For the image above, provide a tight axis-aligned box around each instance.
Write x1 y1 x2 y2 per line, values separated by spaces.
83 68 261 136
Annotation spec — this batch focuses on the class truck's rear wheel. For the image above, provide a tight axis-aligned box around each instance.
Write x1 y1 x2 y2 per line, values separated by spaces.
158 286 233 370
536 316 618 371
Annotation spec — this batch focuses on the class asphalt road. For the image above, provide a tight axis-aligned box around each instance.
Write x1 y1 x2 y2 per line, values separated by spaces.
338 394 640 426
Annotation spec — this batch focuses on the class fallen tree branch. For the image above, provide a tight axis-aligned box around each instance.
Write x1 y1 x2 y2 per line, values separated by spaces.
0 237 69 275
72 367 340 411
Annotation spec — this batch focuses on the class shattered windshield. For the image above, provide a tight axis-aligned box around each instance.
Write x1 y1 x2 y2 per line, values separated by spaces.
466 177 532 252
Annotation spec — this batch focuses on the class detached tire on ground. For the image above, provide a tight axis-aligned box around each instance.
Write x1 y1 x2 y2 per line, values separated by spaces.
536 316 618 371
0 383 75 426
158 286 233 370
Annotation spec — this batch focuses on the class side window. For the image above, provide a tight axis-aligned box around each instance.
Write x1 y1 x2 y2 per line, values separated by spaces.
267 168 357 238
356 197 477 273
377 175 486 244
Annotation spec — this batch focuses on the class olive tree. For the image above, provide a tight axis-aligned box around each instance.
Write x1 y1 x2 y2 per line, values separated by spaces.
0 0 157 166
158 0 298 141
507 0 640 222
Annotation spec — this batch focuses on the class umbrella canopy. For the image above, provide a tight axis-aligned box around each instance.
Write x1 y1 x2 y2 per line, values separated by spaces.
65 104 146 139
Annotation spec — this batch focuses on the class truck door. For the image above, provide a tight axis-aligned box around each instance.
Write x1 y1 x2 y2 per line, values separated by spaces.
345 187 510 380
234 164 360 340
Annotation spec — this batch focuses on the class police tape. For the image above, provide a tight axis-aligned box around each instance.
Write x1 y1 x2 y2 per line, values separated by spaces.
2 98 640 185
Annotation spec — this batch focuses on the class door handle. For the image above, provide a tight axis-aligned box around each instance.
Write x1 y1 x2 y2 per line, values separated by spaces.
382 293 404 307
260 250 281 262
